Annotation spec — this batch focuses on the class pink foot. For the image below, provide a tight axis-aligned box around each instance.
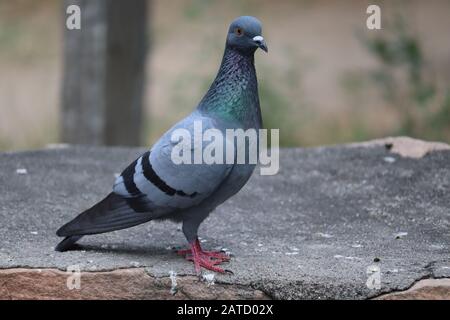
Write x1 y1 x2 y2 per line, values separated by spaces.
177 239 230 274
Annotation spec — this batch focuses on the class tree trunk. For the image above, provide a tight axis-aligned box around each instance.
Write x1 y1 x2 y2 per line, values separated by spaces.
61 0 148 146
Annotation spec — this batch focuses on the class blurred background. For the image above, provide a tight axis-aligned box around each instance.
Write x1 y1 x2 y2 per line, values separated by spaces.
0 0 449 151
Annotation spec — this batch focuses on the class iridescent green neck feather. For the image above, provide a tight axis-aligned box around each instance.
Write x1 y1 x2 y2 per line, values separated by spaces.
198 47 262 128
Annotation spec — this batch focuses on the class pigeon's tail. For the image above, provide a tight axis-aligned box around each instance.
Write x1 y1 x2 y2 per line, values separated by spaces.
55 235 83 252
55 192 155 250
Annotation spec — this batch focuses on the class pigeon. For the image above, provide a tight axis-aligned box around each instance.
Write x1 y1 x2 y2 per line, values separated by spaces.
55 16 268 274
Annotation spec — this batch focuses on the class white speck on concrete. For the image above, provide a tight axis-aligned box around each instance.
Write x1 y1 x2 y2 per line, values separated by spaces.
202 273 215 286
334 254 362 260
30 231 38 235
16 168 27 175
394 232 408 239
130 261 140 267
285 252 299 256
383 156 396 163
344 256 362 260
221 248 232 256
316 232 333 238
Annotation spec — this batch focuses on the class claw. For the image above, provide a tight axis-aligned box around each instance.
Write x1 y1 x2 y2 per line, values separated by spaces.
177 238 231 274
202 251 230 261
193 256 226 274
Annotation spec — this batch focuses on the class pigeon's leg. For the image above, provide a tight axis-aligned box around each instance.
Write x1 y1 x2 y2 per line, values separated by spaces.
179 219 230 274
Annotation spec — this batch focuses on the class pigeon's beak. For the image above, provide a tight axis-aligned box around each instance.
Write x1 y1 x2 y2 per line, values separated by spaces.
253 36 268 53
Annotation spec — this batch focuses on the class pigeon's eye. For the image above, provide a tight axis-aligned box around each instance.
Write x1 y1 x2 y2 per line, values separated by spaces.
234 27 244 37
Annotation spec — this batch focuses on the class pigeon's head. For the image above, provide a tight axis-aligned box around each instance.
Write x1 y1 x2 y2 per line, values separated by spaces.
226 16 268 54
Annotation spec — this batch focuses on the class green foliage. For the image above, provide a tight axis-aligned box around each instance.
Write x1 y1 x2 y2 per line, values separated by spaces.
363 16 450 142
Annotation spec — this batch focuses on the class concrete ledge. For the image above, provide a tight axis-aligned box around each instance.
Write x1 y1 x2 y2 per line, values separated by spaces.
0 137 449 299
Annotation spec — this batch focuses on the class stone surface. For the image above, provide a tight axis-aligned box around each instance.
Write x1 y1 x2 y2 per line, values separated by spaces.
377 279 450 300
0 268 267 300
350 136 450 158
0 138 449 299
